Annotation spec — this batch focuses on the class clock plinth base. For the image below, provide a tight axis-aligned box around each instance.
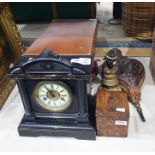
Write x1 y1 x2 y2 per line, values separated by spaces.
18 118 96 140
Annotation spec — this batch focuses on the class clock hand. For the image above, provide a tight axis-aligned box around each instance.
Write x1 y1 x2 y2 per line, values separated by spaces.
44 85 50 91
44 86 55 98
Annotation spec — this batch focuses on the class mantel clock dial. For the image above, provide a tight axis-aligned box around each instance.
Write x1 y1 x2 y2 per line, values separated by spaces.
33 81 72 112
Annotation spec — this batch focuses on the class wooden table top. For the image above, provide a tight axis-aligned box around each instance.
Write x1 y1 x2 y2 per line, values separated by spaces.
24 19 97 56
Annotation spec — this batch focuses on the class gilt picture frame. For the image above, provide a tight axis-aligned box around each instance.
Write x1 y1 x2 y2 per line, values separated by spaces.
0 3 25 109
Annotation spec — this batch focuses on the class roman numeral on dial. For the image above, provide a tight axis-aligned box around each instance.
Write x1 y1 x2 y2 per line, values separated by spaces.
34 81 72 112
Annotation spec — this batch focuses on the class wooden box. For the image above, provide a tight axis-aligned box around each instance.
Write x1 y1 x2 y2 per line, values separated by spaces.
96 89 129 137
23 19 97 56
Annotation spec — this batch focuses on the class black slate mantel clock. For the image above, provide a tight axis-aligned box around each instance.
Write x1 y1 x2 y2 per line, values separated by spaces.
8 49 96 140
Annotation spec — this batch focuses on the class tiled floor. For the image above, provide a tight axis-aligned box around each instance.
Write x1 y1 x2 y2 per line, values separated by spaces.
96 2 126 38
17 2 126 39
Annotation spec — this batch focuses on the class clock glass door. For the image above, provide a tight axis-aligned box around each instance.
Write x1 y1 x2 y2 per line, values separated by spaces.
33 81 72 112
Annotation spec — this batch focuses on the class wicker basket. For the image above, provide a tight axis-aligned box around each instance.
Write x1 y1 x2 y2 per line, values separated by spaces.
122 3 155 40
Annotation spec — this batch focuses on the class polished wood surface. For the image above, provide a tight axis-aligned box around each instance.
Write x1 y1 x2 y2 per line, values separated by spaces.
24 19 97 56
96 88 129 137
96 89 129 118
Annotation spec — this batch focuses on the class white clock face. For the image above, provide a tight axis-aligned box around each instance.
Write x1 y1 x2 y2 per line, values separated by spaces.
33 81 72 112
